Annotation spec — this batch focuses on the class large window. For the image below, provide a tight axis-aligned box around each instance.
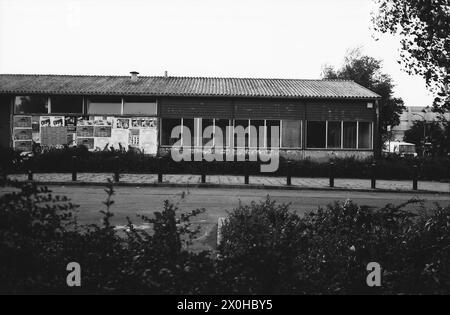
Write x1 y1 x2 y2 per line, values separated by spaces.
214 119 231 148
51 96 83 113
250 120 265 148
358 122 372 149
160 118 181 146
307 121 326 148
123 97 157 115
14 96 48 114
87 97 122 115
234 119 249 148
327 121 341 149
343 122 357 149
266 120 281 148
201 119 214 146
281 120 301 148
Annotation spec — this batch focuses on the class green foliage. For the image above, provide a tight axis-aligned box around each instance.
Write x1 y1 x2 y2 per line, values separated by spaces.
2 146 449 181
404 120 449 156
372 0 449 110
1 179 449 294
322 48 406 142
219 197 450 295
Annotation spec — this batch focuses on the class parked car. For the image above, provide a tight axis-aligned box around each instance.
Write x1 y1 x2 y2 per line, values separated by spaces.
383 141 418 157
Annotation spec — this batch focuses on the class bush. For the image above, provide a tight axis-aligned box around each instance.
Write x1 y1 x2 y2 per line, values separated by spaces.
1 178 449 294
2 146 448 181
218 198 450 295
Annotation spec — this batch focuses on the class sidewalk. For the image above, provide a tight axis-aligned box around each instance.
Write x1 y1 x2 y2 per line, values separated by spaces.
6 173 450 194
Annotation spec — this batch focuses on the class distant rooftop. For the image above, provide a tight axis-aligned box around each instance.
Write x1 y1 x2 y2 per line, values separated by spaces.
0 74 381 99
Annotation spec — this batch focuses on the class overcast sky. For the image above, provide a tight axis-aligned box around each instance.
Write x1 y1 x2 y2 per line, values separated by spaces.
0 0 434 106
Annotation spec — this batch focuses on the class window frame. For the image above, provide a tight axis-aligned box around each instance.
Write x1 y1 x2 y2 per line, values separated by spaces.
280 120 302 149
13 95 50 115
306 120 373 150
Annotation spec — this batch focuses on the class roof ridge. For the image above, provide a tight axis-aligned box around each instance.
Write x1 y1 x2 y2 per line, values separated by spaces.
0 73 355 82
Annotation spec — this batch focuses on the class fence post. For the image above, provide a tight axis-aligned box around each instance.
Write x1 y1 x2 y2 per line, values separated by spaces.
371 162 377 189
413 164 418 191
201 159 206 184
286 161 292 186
158 157 163 183
114 156 120 183
71 156 77 181
329 161 335 188
244 150 249 185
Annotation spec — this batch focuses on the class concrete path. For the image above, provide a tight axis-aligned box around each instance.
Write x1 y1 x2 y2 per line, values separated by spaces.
6 172 450 194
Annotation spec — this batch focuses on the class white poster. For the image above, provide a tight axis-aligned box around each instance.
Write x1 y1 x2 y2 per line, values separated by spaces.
94 137 111 150
110 129 129 150
139 128 157 155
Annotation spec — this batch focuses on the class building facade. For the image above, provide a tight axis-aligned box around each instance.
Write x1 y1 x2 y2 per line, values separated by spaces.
0 73 380 161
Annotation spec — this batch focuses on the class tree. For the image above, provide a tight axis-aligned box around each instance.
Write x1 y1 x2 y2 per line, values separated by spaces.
322 48 406 145
404 120 447 156
372 0 450 112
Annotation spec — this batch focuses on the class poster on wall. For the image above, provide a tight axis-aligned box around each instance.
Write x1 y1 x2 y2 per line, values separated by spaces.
13 128 32 140
40 116 51 127
77 116 93 126
14 140 32 152
67 133 76 146
41 127 67 146
110 129 129 149
13 116 32 128
77 138 94 150
131 118 157 128
76 125 94 137
115 118 130 129
64 116 77 132
32 133 41 143
32 116 40 133
51 116 65 127
93 116 113 126
129 129 140 147
94 126 112 137
94 137 110 150
139 128 157 155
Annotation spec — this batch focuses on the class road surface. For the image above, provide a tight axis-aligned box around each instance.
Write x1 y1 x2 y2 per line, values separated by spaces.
1 185 448 227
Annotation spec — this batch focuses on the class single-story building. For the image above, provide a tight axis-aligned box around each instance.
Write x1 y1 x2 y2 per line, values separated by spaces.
0 72 381 161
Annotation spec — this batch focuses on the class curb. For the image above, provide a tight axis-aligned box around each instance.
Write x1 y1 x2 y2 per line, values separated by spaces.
9 179 450 195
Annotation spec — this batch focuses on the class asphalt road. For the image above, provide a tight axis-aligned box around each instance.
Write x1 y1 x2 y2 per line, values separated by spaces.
1 185 448 227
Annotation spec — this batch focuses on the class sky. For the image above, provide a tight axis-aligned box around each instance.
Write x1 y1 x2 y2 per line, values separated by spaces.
0 0 434 107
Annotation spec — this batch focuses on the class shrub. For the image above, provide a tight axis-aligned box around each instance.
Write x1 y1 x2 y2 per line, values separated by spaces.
218 197 450 295
2 146 448 181
1 177 449 294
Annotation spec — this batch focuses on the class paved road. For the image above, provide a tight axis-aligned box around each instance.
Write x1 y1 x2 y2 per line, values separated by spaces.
1 186 448 227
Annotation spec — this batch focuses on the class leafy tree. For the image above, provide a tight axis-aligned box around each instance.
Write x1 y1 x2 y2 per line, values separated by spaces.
404 120 448 156
372 0 450 111
322 48 406 145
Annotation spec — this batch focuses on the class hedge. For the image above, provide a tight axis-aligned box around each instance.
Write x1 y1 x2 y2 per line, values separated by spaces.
1 179 449 294
0 146 449 181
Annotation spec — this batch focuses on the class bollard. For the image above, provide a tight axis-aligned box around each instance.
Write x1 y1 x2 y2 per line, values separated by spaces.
201 159 206 184
329 161 335 188
286 161 292 186
244 151 249 185
158 157 163 183
27 169 33 181
71 156 77 181
371 162 376 189
114 156 120 182
413 164 418 191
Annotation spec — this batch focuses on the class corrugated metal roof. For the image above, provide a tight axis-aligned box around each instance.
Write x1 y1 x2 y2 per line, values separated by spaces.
0 74 381 99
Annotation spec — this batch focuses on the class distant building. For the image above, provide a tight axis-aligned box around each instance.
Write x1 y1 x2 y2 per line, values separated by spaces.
0 73 381 161
391 106 450 140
